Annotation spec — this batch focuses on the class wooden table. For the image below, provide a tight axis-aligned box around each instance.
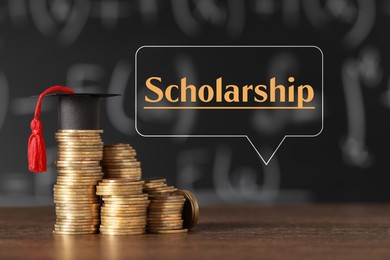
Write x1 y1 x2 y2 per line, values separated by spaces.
1 204 390 259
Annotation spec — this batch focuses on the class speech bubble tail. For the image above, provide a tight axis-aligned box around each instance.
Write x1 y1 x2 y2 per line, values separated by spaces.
246 136 287 165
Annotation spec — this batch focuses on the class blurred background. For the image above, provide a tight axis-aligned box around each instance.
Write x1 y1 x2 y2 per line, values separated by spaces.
0 0 388 206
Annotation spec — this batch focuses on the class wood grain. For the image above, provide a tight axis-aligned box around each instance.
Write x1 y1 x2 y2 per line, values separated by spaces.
1 204 390 259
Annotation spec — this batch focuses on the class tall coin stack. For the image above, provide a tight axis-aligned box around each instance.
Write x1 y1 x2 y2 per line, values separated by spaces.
53 130 104 235
96 179 149 235
103 144 142 180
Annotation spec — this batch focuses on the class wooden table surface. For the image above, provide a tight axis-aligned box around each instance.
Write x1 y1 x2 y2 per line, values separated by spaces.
1 204 390 259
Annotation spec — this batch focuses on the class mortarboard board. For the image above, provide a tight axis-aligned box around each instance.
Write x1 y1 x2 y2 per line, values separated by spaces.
28 86 118 173
54 93 118 130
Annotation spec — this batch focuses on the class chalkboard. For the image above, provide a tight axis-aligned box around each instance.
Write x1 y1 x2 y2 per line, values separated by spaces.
0 0 388 206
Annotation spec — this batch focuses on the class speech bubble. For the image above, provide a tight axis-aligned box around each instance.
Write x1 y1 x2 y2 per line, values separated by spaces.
135 46 323 164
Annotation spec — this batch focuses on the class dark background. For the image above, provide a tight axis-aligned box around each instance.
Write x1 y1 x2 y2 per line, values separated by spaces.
0 0 388 205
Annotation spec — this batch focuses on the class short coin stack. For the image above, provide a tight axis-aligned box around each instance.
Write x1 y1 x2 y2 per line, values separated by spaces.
143 178 177 195
96 179 149 235
147 194 187 234
53 130 104 235
103 144 142 180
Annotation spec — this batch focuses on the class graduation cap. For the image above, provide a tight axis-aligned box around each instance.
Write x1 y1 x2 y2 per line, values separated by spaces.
28 86 119 173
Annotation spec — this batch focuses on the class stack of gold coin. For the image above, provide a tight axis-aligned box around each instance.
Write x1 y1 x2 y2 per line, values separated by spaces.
143 178 177 195
146 194 187 234
96 179 149 235
53 129 104 235
173 190 199 230
103 144 142 179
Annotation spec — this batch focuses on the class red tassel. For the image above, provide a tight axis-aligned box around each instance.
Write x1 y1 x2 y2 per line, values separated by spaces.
28 86 75 173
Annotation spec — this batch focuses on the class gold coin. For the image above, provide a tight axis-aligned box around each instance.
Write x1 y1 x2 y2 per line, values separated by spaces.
55 208 100 211
58 151 103 155
56 135 102 139
97 186 143 190
56 176 103 179
57 156 102 161
58 129 103 133
149 194 184 200
148 229 188 234
149 198 185 203
58 145 103 150
53 184 96 189
53 194 97 198
100 227 146 232
147 216 183 220
104 172 141 176
145 178 166 183
103 154 137 159
54 227 98 233
103 158 137 162
55 218 99 222
53 188 96 192
56 178 101 182
100 223 146 228
100 225 146 230
57 158 102 162
57 169 103 173
102 203 148 208
102 197 148 202
102 201 150 206
102 154 136 158
100 215 146 220
55 210 100 215
102 194 148 198
100 178 143 183
57 171 102 175
104 167 141 171
56 140 102 144
55 203 100 208
55 224 100 229
145 185 176 190
56 160 100 165
100 221 146 226
59 148 102 152
53 230 98 235
55 221 100 226
54 224 99 229
147 223 183 228
55 135 102 139
53 184 96 190
55 213 100 218
96 186 143 191
148 203 183 208
104 176 141 180
103 161 140 166
56 182 100 186
148 210 184 215
103 143 131 147
54 199 99 203
101 211 147 216
99 230 145 236
55 209 99 213
56 206 100 210
147 220 182 224
97 187 143 192
55 182 101 186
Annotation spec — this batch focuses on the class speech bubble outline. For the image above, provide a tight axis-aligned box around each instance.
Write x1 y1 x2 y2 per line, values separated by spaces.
134 45 324 165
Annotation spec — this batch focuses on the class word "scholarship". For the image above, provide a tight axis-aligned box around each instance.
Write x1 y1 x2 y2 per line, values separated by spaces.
144 76 315 110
